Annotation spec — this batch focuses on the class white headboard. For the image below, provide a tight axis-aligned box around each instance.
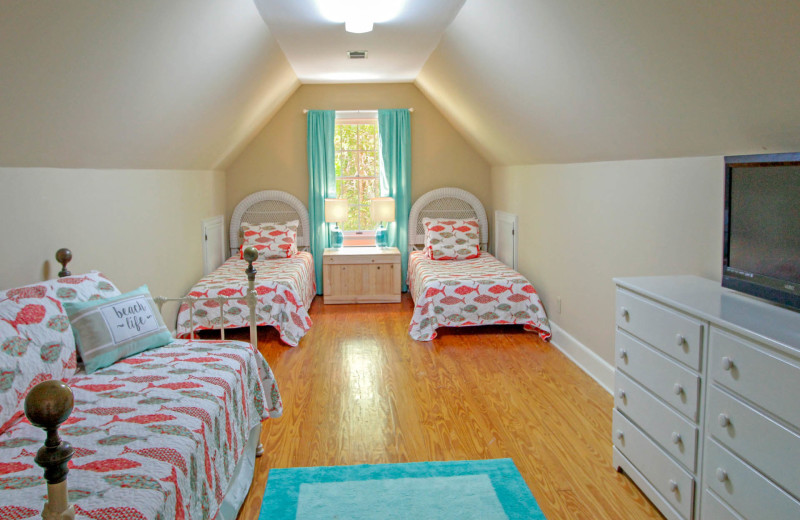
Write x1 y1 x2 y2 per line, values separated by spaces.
408 187 489 251
229 190 310 256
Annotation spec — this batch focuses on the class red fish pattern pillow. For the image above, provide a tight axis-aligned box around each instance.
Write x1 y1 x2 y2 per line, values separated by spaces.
423 218 481 260
240 220 298 259
0 272 120 434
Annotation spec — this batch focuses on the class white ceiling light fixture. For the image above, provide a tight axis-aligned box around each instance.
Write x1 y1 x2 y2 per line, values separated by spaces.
317 0 406 33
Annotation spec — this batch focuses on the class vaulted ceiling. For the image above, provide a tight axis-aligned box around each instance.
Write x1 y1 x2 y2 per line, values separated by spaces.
2 0 799 171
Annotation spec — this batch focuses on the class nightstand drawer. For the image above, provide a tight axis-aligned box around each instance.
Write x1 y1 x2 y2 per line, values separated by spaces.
616 331 700 422
703 438 800 520
613 410 694 520
615 371 698 472
324 254 399 265
706 385 800 499
616 289 704 370
709 327 800 430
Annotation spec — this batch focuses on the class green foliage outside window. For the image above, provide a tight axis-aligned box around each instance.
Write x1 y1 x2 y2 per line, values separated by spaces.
335 122 381 232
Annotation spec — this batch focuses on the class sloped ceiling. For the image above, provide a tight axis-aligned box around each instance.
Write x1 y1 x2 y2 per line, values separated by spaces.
416 0 800 166
0 0 298 170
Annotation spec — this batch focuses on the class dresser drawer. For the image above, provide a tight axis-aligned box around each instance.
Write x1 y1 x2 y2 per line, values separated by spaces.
700 490 744 520
615 371 698 471
616 331 700 421
709 327 800 430
616 289 704 370
613 410 694 519
703 438 800 520
706 385 800 499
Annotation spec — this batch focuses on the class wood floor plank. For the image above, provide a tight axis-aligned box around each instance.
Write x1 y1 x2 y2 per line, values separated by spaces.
233 294 663 519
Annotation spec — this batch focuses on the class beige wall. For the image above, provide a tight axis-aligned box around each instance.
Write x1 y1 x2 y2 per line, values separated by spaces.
491 156 724 364
0 167 227 329
226 83 492 227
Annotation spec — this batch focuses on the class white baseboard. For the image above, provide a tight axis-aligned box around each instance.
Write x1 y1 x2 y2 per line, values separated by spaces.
548 321 614 394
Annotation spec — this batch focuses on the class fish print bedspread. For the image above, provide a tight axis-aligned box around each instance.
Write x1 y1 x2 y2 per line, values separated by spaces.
408 251 552 341
176 252 315 347
0 339 281 520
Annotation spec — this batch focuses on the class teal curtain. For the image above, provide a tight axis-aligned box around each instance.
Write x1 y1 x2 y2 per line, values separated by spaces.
378 109 411 291
307 110 336 295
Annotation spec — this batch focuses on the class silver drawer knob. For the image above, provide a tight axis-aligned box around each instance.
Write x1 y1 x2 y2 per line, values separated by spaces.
673 383 684 395
619 348 627 359
721 356 734 371
718 413 731 427
675 333 685 346
671 432 682 444
617 389 626 399
716 468 728 482
669 479 679 492
619 306 629 319
615 430 624 440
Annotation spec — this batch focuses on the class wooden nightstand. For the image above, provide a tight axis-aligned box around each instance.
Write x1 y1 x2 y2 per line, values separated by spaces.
323 247 401 304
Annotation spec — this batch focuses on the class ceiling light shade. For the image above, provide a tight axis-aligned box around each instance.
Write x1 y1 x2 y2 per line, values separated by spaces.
345 17 373 33
370 197 396 222
317 0 405 32
325 198 349 223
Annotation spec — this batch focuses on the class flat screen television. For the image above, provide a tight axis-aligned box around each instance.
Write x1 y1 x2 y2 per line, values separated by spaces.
723 152 800 311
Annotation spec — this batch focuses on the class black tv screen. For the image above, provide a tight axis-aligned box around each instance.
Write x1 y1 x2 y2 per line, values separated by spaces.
723 153 800 311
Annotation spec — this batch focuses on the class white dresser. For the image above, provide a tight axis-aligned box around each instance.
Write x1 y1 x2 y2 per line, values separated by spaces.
612 275 800 520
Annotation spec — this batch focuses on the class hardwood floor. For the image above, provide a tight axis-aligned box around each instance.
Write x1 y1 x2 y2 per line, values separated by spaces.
234 294 663 519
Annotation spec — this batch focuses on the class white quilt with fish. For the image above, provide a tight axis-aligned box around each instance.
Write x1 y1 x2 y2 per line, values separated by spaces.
408 251 551 341
176 253 315 347
0 340 281 520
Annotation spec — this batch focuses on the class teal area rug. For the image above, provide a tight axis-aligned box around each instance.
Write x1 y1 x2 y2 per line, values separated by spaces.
260 458 546 520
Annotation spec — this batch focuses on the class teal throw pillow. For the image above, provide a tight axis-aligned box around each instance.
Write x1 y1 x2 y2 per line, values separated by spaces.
64 285 173 373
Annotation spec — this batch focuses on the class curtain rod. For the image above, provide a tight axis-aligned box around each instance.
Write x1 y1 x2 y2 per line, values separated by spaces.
302 108 414 114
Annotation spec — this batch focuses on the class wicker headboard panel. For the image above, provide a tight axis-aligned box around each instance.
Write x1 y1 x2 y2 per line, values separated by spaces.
408 187 489 251
229 190 310 256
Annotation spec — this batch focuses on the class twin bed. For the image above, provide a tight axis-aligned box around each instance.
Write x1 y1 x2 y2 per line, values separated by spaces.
176 191 315 346
180 188 550 345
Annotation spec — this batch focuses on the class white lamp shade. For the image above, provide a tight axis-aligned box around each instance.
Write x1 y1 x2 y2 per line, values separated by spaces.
325 198 349 223
371 197 396 222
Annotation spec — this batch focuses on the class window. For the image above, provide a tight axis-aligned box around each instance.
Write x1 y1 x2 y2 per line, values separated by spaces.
334 111 380 243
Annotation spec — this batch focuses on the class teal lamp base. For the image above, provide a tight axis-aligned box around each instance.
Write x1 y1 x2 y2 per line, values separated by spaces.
331 225 343 248
375 224 388 248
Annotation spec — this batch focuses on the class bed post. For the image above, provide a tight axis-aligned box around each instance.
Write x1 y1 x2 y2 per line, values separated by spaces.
243 246 258 351
24 380 76 520
55 248 72 278
242 246 265 457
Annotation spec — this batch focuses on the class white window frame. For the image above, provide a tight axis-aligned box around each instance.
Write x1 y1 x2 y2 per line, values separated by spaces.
334 110 381 246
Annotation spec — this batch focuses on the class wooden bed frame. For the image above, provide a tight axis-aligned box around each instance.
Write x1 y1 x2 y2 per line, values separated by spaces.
229 190 310 257
408 187 489 251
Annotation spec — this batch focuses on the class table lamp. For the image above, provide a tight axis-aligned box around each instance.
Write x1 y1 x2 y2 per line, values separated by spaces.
325 198 348 248
371 197 395 248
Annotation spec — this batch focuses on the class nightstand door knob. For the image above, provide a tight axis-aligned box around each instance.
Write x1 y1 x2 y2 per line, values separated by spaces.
716 468 728 482
675 333 685 346
619 348 627 360
718 413 731 428
721 356 734 371
619 307 629 319
671 432 682 444
669 479 679 492
615 430 624 440
617 389 626 400
673 383 684 395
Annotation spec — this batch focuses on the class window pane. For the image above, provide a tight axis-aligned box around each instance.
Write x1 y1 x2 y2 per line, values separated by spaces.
344 205 361 231
335 151 343 178
334 126 342 150
360 124 376 151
